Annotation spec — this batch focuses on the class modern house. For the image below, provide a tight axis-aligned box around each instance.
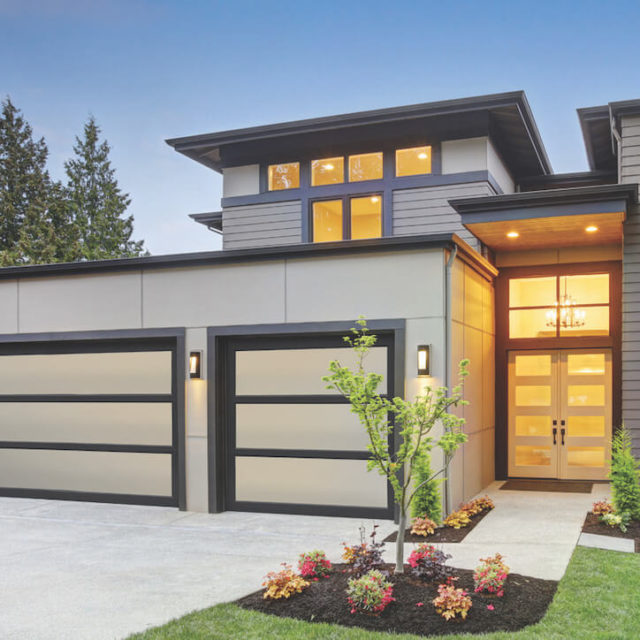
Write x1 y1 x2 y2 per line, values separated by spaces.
0 91 638 520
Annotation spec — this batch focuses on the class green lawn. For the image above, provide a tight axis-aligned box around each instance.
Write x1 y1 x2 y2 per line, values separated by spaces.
128 547 640 640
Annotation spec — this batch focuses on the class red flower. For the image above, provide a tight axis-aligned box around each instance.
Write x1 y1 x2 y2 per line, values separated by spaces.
487 604 495 611
416 602 424 607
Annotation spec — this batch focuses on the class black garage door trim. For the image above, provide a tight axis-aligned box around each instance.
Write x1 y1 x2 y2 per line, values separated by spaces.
208 321 406 518
0 328 186 509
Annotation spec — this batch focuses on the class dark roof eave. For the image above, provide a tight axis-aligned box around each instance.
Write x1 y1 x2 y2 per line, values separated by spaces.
577 105 611 171
166 91 552 176
0 233 496 281
450 184 638 216
189 211 223 233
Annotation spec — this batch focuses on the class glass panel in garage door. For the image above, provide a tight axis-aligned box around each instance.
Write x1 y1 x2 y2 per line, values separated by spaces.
0 403 173 445
235 347 387 395
0 449 172 496
235 457 387 507
0 351 172 394
235 403 369 450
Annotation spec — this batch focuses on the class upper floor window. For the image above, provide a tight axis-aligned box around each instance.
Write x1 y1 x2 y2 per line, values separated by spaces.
395 146 432 177
268 162 300 190
509 273 610 339
311 157 344 186
312 194 382 242
349 152 383 182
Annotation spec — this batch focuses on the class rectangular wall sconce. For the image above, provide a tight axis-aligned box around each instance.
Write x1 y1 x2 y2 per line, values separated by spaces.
417 345 430 377
189 351 202 379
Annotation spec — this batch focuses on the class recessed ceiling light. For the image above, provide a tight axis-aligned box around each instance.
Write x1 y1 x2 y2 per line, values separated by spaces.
370 196 380 203
506 231 519 238
586 225 598 233
322 163 334 171
418 152 428 160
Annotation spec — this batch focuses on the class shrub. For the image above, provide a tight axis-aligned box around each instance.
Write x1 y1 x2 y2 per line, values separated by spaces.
410 450 442 522
262 563 310 600
432 576 472 621
610 427 640 520
342 525 386 576
346 570 394 615
298 550 332 579
407 544 452 582
410 516 437 537
473 553 510 597
443 509 471 529
467 495 495 513
601 511 631 533
592 499 615 516
460 500 483 516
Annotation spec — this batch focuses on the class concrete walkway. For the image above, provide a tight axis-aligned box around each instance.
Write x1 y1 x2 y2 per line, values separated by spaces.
0 483 606 639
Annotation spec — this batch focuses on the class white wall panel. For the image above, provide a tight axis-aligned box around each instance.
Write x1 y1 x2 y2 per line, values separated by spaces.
0 280 18 334
235 457 387 506
0 450 172 495
142 262 286 327
0 351 171 395
0 402 172 444
19 272 142 333
222 164 260 197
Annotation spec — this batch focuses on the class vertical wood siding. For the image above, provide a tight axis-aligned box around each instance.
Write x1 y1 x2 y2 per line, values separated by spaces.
621 115 640 454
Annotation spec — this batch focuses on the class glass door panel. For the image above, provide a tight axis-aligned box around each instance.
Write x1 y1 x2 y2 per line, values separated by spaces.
508 351 559 478
559 350 611 480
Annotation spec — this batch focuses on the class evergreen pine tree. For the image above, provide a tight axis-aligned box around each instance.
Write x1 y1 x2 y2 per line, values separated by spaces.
411 450 443 523
65 116 145 260
0 97 76 265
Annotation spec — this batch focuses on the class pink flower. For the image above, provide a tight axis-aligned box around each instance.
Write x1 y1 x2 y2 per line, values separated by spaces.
416 602 424 607
487 604 494 611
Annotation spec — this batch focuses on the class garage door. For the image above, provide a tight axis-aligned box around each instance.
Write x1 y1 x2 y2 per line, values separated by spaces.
0 339 179 506
225 334 395 518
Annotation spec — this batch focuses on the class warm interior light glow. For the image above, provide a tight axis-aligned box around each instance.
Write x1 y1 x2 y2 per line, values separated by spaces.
585 225 598 233
370 196 380 203
323 163 334 170
507 231 519 238
418 152 428 159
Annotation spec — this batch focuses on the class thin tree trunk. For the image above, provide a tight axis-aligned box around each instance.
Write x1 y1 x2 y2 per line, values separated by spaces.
395 508 406 574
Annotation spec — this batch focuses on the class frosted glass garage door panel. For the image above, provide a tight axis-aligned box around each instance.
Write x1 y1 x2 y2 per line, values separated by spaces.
0 351 171 394
0 403 172 445
235 347 387 395
235 457 387 507
0 450 172 495
236 404 368 450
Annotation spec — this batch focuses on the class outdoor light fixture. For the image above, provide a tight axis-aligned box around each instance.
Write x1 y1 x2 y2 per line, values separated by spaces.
417 345 431 377
506 231 519 238
189 351 202 379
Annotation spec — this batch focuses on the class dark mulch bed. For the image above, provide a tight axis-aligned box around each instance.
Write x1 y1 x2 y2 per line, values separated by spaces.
236 563 557 637
582 512 640 552
500 479 593 493
384 509 490 544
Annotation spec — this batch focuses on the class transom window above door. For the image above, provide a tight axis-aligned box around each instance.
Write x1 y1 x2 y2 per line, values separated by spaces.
508 273 610 339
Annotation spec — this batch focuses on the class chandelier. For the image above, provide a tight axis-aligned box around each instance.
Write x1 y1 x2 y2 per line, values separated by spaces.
546 280 586 329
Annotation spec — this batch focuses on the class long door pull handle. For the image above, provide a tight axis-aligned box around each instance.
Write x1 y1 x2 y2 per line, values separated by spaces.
553 427 557 444
561 427 566 446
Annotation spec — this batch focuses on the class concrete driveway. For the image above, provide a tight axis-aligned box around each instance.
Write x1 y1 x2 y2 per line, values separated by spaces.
0 497 394 640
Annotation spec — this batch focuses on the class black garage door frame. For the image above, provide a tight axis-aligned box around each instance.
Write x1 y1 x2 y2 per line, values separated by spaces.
207 320 405 518
0 328 186 509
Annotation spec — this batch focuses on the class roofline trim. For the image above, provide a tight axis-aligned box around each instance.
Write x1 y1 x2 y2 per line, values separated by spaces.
0 233 496 281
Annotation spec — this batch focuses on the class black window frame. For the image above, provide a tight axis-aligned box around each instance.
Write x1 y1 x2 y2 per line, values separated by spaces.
309 192 383 243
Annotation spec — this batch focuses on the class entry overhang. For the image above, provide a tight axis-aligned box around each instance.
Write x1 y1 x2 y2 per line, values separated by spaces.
450 184 636 252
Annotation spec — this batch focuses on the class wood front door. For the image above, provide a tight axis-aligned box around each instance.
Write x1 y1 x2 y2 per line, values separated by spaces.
508 349 611 480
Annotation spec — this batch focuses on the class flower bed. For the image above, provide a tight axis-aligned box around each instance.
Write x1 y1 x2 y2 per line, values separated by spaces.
582 512 640 552
384 508 491 544
236 563 557 637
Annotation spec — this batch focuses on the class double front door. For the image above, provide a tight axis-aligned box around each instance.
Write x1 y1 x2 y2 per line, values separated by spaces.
508 349 611 480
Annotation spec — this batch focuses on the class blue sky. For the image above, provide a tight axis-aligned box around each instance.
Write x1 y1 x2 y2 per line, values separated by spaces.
2 0 639 255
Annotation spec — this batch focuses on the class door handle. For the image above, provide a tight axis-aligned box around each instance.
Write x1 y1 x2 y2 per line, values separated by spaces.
561 428 566 445
553 427 557 444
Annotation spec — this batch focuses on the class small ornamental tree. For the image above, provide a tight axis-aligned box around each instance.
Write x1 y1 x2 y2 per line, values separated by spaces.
324 318 468 573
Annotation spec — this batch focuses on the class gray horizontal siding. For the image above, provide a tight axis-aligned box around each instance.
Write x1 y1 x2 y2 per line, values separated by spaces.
621 114 640 454
222 201 302 250
392 182 495 249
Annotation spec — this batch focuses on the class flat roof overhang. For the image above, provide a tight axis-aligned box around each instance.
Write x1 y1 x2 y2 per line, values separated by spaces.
451 184 637 252
189 211 222 234
166 91 552 180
